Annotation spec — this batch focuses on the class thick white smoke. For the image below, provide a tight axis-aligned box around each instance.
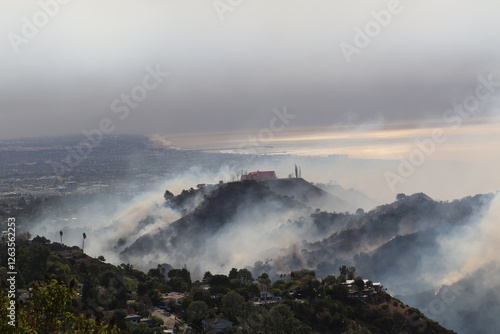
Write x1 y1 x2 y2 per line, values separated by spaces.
438 191 500 285
28 166 234 264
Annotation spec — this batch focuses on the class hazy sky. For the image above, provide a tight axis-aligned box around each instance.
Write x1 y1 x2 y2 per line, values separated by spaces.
1 1 500 146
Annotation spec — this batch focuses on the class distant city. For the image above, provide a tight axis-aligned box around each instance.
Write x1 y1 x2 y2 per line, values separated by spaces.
0 134 351 199
0 135 244 198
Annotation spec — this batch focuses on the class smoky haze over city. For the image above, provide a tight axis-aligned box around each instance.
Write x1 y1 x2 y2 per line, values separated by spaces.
1 1 500 334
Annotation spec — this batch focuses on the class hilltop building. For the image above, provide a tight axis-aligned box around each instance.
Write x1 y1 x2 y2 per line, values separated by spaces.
241 171 277 181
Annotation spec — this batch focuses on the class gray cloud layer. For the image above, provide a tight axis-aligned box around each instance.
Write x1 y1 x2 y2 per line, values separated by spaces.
2 0 500 139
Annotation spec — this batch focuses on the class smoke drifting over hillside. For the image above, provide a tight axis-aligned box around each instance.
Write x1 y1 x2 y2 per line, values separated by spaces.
28 166 333 275
438 192 500 284
28 164 499 281
395 192 500 334
28 167 230 266
24 151 500 334
117 177 318 278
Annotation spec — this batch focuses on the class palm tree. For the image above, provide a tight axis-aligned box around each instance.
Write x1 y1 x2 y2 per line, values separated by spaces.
59 230 63 245
82 233 87 253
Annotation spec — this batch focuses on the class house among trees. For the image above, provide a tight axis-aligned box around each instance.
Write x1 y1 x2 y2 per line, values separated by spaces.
55 249 82 259
124 314 154 326
253 292 283 305
241 171 277 181
162 292 187 307
343 278 384 299
124 314 142 325
202 318 233 333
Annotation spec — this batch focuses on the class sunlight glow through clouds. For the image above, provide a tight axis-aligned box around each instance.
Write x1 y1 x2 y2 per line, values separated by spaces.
161 117 500 161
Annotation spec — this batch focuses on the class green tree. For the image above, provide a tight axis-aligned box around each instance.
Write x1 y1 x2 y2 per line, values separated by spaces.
148 266 166 283
130 322 163 334
29 279 74 332
169 277 188 292
0 295 34 334
164 190 174 201
237 268 254 285
148 289 162 306
328 283 349 301
302 276 321 302
396 193 407 201
191 286 211 305
247 283 261 299
31 235 50 245
82 232 87 253
324 275 337 285
228 268 239 280
291 269 316 280
354 276 365 291
221 291 245 322
186 301 209 328
209 274 231 296
342 327 372 334
268 304 312 334
209 274 230 287
258 273 271 287
339 265 348 276
168 268 192 290
6 279 121 333
82 275 97 308
203 271 213 283
347 267 356 280
22 242 50 283
63 313 121 334
113 309 128 330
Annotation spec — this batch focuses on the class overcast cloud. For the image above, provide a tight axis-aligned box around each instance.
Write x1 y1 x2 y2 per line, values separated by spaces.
1 0 500 140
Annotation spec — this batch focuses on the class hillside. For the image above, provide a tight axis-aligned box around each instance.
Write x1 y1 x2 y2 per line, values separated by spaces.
263 178 356 212
299 193 490 267
5 178 497 334
119 180 309 263
131 180 497 333
0 238 456 334
399 261 500 334
119 178 355 267
316 183 382 211
120 182 495 294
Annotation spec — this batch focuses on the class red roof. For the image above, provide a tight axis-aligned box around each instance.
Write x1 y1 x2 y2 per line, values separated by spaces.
241 171 277 181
